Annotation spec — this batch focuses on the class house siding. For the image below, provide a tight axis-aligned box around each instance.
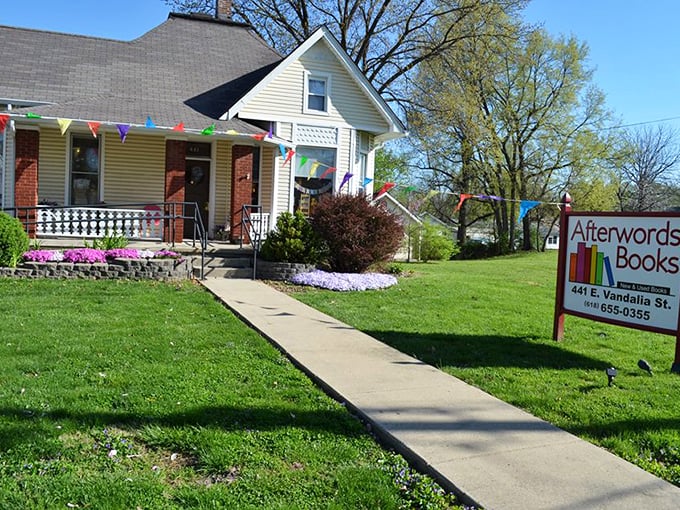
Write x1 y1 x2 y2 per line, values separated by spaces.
38 127 67 204
239 39 389 133
104 133 165 204
214 139 231 231
276 124 293 215
260 145 273 214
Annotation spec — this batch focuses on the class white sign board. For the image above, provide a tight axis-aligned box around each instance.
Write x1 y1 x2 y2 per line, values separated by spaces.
563 215 680 334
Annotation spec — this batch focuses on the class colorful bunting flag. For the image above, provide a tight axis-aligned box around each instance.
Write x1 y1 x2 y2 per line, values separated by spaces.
267 124 273 138
26 112 42 119
478 194 503 201
226 129 239 135
518 200 541 224
279 144 287 159
284 149 295 166
201 124 215 136
145 116 156 128
0 114 10 133
340 172 354 190
116 124 130 143
405 185 417 192
375 182 396 197
172 122 185 132
320 167 337 179
251 133 266 141
87 121 101 138
362 177 373 187
455 193 475 212
57 118 72 136
308 161 320 180
298 156 309 168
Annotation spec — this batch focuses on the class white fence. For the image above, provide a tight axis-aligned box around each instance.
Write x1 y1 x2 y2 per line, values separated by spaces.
247 212 270 241
36 207 164 239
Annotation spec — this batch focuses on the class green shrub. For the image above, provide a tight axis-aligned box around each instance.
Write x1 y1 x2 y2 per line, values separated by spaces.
416 223 459 262
84 229 129 250
260 211 325 264
311 194 404 273
454 239 503 260
0 212 30 267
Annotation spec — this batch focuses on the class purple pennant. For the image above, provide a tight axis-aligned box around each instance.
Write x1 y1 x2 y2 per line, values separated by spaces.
339 172 354 190
478 195 503 201
116 124 130 143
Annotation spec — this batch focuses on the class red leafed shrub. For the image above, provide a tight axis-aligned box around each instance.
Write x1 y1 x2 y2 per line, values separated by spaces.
310 194 404 273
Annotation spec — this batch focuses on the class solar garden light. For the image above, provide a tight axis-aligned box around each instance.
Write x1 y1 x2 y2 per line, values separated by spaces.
606 367 617 387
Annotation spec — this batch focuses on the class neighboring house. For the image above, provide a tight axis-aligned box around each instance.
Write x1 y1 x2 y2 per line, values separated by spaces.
0 4 406 243
372 192 422 261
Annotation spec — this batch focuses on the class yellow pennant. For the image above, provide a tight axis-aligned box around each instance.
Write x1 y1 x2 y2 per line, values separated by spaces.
57 118 72 136
308 161 320 179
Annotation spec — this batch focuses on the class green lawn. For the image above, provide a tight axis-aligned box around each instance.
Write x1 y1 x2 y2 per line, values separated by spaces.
293 252 680 487
0 279 460 509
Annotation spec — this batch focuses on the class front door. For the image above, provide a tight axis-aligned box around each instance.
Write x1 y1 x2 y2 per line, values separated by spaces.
184 159 210 238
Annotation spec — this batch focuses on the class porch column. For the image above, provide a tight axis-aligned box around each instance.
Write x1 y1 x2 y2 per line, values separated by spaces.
165 139 186 244
230 145 253 243
14 129 39 238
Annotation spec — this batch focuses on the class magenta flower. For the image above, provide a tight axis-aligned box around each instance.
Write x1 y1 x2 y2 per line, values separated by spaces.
105 249 141 260
62 248 107 264
290 270 397 291
22 250 63 262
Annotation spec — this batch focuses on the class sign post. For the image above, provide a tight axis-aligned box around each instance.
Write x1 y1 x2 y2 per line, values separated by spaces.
553 201 680 373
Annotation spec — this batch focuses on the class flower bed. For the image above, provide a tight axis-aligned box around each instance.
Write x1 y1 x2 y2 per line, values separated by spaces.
290 270 398 291
0 248 191 281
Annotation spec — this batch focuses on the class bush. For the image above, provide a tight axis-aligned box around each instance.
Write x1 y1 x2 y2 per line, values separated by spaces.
416 223 459 262
0 212 30 267
260 211 325 264
84 229 129 250
311 194 404 273
454 239 503 260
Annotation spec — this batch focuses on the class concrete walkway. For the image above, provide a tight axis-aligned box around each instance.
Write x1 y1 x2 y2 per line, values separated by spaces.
201 278 680 510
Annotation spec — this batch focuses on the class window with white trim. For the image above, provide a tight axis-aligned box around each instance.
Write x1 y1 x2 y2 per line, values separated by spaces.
357 132 370 192
304 73 330 114
294 146 336 215
70 136 101 205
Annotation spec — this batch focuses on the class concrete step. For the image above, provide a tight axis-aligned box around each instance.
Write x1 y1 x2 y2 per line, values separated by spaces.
201 256 253 268
195 266 254 279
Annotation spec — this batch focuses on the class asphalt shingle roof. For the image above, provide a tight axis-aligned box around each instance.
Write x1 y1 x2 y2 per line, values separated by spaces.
0 13 283 133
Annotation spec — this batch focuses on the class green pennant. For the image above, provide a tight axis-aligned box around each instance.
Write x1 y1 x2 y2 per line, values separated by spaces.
405 186 417 192
26 112 42 119
201 124 216 136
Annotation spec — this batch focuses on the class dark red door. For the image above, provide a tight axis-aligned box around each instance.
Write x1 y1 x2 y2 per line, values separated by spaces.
184 160 210 238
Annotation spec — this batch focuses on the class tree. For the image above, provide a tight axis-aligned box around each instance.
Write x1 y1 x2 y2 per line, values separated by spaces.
409 20 612 252
164 0 527 109
615 125 680 212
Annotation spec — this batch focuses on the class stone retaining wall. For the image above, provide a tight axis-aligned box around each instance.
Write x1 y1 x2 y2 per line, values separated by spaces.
0 258 192 280
256 260 316 281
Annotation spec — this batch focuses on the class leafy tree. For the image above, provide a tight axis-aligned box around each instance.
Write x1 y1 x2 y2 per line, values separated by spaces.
614 125 680 212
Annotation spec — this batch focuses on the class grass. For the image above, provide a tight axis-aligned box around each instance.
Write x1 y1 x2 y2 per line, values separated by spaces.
292 252 680 487
0 279 462 509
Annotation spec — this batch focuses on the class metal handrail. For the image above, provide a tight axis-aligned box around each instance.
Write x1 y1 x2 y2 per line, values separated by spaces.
240 204 265 280
2 201 208 280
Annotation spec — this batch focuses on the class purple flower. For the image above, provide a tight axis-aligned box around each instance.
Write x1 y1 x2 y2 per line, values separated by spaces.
105 249 140 260
154 250 181 259
290 270 397 291
62 248 107 264
22 250 63 262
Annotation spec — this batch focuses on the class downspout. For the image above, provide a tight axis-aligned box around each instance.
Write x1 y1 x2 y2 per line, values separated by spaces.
0 104 11 210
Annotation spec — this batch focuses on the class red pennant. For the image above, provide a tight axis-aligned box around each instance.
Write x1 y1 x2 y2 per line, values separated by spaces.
284 149 295 166
319 167 336 179
375 182 395 197
87 121 101 138
251 133 266 141
0 114 9 133
172 122 185 132
455 193 475 212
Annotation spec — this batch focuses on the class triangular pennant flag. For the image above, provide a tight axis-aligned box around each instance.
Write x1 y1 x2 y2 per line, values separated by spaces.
226 129 239 135
57 118 72 136
26 112 42 119
279 144 287 159
362 177 373 187
517 200 541 224
307 161 320 180
478 194 503 201
172 122 185 132
284 149 295 166
320 167 337 179
340 172 354 190
405 185 417 192
251 133 266 141
375 182 396 197
0 114 10 134
455 193 475 212
425 190 438 201
298 156 309 169
201 124 216 136
145 116 157 128
116 124 130 143
267 124 273 138
87 121 101 138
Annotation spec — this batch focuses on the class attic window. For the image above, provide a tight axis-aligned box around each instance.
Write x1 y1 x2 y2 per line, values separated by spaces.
305 73 330 114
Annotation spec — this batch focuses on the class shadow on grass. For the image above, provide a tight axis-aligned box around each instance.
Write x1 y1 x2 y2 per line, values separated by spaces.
0 404 365 451
365 330 611 371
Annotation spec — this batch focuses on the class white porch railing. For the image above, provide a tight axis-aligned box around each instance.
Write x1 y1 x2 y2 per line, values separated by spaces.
248 212 270 241
36 206 164 239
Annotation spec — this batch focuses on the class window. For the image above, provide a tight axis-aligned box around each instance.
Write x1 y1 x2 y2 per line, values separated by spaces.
70 136 100 205
294 146 336 215
356 132 370 192
305 74 330 114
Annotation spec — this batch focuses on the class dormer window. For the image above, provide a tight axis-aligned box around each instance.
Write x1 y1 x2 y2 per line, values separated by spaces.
304 72 330 114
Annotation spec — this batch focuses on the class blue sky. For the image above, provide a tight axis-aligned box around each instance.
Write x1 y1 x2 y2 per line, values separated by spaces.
2 0 679 130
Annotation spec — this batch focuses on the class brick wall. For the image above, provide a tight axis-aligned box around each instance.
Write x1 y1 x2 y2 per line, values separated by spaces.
14 129 39 237
230 145 253 242
165 139 186 243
